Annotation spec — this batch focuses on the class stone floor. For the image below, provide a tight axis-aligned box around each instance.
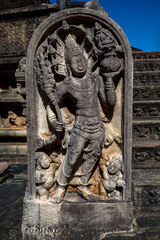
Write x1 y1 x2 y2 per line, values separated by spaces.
0 163 27 240
0 163 160 240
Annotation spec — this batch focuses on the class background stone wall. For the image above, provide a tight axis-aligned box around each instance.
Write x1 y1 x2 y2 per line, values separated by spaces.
0 0 50 11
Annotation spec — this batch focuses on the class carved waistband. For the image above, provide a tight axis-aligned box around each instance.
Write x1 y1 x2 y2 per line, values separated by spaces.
76 108 99 117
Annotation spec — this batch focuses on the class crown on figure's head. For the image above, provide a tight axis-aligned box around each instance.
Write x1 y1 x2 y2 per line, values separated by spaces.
65 34 83 62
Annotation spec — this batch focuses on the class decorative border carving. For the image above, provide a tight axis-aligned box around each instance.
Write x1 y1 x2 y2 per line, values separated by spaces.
134 60 160 72
132 147 160 167
133 87 160 101
134 186 160 206
133 73 160 86
0 16 46 57
133 102 160 119
133 123 160 141
133 52 160 60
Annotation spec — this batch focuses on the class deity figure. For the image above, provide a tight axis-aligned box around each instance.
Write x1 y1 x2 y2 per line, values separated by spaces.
47 34 117 203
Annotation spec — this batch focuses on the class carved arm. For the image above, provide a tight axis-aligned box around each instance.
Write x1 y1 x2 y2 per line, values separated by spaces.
98 75 116 108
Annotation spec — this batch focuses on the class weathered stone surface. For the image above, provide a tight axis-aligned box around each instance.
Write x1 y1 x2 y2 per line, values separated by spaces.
0 143 27 161
0 16 46 58
133 88 160 101
134 59 160 72
133 72 160 87
102 230 160 240
133 51 160 60
22 200 133 240
133 121 160 142
133 102 160 120
0 180 26 240
132 144 160 169
132 50 160 175
132 169 160 208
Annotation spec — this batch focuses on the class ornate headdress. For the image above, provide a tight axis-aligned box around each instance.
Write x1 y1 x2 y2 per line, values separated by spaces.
65 34 84 63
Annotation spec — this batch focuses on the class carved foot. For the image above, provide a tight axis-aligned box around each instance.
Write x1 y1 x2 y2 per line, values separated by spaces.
77 186 101 201
77 186 108 201
49 186 66 204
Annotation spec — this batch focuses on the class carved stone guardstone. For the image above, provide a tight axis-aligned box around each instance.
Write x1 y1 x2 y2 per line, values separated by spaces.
22 4 133 239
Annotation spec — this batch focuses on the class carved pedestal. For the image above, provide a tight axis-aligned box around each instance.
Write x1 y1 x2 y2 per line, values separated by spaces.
23 200 133 239
22 4 133 239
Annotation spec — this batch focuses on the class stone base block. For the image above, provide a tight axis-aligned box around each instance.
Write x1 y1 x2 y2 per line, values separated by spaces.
22 199 133 240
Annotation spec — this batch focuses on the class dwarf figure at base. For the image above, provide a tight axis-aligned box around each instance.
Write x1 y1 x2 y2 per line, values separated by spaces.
100 153 125 200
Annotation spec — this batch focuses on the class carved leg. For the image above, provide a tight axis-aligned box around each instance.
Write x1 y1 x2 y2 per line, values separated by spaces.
77 171 98 201
77 134 105 201
62 133 86 177
49 185 66 204
50 133 86 203
77 172 107 201
36 186 48 200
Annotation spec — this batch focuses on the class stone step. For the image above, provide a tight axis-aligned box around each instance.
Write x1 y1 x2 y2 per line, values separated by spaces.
133 101 160 120
133 86 160 101
0 91 25 103
133 120 160 142
132 169 160 209
134 59 160 72
132 141 160 169
102 230 160 240
132 168 160 186
0 128 26 138
132 51 160 60
133 72 160 86
133 140 160 148
0 142 27 159
135 214 160 237
133 119 160 124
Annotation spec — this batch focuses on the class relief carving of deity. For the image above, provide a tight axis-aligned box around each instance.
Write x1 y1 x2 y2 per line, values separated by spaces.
34 20 124 203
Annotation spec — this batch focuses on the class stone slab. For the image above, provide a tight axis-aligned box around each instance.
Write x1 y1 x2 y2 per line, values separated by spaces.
22 200 133 240
22 6 133 240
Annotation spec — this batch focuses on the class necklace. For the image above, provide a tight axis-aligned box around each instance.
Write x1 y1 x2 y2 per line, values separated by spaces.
67 73 94 92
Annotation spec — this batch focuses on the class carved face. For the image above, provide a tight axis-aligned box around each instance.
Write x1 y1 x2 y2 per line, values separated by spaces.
107 161 121 175
39 156 50 169
95 31 116 51
70 54 87 77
